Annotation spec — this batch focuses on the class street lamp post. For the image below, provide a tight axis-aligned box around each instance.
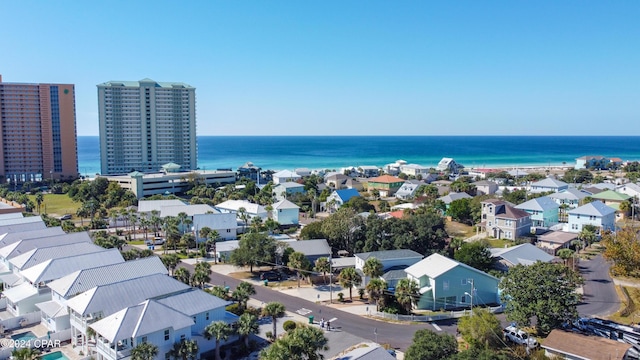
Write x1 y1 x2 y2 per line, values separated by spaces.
328 255 333 304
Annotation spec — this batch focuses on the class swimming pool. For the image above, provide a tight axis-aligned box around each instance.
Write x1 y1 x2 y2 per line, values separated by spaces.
10 331 37 342
40 351 70 360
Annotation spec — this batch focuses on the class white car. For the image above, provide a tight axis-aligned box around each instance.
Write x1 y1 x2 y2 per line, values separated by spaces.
503 325 538 348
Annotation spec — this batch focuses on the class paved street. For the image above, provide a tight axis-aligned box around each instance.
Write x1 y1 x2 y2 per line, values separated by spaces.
577 254 620 318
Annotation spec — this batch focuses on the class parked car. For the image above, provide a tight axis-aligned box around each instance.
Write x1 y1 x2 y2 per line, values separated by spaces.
503 325 538 348
260 271 283 281
145 237 165 246
59 214 72 220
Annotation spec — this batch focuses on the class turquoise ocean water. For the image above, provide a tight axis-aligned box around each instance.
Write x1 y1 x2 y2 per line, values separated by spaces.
78 136 640 177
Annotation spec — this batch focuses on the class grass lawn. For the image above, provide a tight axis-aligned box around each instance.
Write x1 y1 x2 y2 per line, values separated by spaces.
485 238 516 248
28 193 80 217
446 221 475 238
608 285 640 325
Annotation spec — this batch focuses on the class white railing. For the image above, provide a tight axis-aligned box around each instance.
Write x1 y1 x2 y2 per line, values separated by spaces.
372 305 503 322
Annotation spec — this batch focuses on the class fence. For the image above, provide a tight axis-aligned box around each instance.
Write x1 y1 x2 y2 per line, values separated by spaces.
372 304 504 322
0 311 42 331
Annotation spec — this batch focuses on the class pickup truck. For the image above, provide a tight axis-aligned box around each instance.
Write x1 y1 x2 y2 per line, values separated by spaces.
145 238 165 246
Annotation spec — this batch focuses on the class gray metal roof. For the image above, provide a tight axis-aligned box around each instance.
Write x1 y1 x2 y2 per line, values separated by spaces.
0 220 46 236
137 199 186 213
20 249 124 284
0 232 91 260
66 273 190 316
192 213 238 233
0 216 43 227
547 188 589 201
567 200 616 216
160 204 217 218
405 253 498 280
273 199 300 210
47 256 168 298
490 243 554 266
9 242 104 270
90 299 194 343
515 196 560 212
155 288 231 316
335 344 397 360
0 213 23 221
531 178 568 188
438 192 473 204
0 227 65 249
287 239 331 256
382 269 409 282
355 249 423 262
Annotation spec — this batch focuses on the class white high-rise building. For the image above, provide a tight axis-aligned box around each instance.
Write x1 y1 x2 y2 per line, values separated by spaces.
97 78 197 175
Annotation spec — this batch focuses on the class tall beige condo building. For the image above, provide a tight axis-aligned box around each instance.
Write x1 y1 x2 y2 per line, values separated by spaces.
97 78 197 175
0 75 78 183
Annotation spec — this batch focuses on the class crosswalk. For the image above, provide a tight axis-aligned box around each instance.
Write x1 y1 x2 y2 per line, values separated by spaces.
296 308 312 316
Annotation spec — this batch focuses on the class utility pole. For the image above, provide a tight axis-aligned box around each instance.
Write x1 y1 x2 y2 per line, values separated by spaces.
329 255 333 304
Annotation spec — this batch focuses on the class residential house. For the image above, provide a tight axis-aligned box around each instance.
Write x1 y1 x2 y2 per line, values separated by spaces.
508 169 529 178
192 213 239 241
214 200 268 226
472 180 499 195
431 180 453 196
9 242 106 273
325 174 349 189
286 239 331 263
273 182 305 201
0 226 65 250
436 158 463 173
272 170 302 184
358 166 380 178
529 178 569 193
547 188 590 210
0 218 47 235
237 162 261 182
490 243 554 271
480 200 532 240
43 257 168 333
438 192 473 216
616 182 640 199
271 199 300 226
567 200 616 233
137 199 186 214
395 181 424 200
536 231 578 255
383 160 407 176
515 196 560 228
404 253 500 310
366 175 404 197
91 299 195 360
334 343 397 360
345 178 364 191
295 168 311 177
159 204 217 219
66 273 190 354
590 190 631 218
354 249 423 287
542 329 633 360
575 156 610 170
325 189 360 212
399 164 430 177
4 249 124 316
467 168 500 180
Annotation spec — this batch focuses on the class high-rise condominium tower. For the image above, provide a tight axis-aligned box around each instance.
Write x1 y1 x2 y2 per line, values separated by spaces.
0 75 78 183
97 78 197 175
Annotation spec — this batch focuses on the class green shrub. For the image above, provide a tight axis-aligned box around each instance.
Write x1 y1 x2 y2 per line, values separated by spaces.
283 320 297 332
226 303 242 315
358 288 365 300
338 292 344 302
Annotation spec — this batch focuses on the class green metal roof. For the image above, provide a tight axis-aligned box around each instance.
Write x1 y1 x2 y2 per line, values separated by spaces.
591 190 631 201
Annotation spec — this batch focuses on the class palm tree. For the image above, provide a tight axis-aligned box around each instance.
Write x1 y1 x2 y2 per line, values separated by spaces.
169 339 199 360
131 342 159 360
161 254 180 276
260 326 328 360
233 281 256 312
174 267 191 285
362 257 383 281
139 216 151 241
238 207 249 232
35 192 44 214
206 230 220 263
262 301 286 339
579 227 597 246
366 278 387 311
236 313 259 348
288 251 310 287
11 348 40 360
314 257 330 285
204 321 232 360
557 248 574 267
338 267 362 301
177 212 189 234
395 278 419 314
207 285 230 300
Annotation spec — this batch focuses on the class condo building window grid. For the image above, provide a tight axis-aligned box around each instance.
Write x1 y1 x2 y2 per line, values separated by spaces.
98 79 197 175
0 75 78 183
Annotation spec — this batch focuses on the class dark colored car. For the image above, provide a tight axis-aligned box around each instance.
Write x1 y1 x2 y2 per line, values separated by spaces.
260 271 282 281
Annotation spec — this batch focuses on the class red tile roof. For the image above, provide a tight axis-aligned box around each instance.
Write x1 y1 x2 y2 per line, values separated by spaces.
369 175 403 183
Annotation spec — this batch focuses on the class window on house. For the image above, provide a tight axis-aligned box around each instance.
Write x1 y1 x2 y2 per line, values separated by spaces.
461 278 467 285
206 312 209 320
180 334 186 341
142 336 147 343
443 280 449 291
460 295 466 303
164 329 170 341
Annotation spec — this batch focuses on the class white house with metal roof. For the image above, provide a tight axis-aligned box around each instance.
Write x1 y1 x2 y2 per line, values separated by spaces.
0 218 47 236
616 182 640 199
355 249 423 287
529 178 569 193
404 253 500 310
42 257 169 333
192 213 238 241
271 199 300 226
67 273 190 354
91 299 194 360
3 249 124 316
9 242 104 272
286 239 331 263
214 200 268 226
547 188 590 209
515 196 560 228
0 226 65 249
272 170 302 184
395 181 423 200
159 204 218 218
274 182 306 201
567 200 616 233
399 164 430 177
137 199 186 213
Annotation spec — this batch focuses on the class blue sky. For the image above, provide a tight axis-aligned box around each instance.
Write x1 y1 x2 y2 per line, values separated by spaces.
1 1 638 136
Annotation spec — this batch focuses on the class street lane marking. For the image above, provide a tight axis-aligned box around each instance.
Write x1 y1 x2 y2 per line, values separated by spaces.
432 323 442 331
296 308 312 316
